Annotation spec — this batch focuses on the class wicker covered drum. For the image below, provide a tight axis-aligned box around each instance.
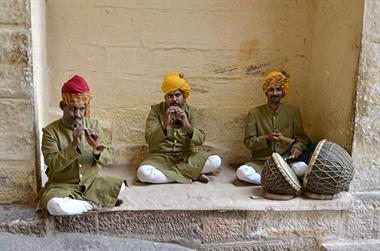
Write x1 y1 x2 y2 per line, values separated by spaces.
303 139 354 200
261 153 301 200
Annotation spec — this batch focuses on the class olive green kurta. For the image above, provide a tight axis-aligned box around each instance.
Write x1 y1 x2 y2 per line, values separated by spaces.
39 118 124 209
140 102 211 183
244 104 310 173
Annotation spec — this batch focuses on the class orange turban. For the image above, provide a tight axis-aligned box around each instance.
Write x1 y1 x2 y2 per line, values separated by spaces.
161 72 191 99
61 75 92 116
263 71 289 96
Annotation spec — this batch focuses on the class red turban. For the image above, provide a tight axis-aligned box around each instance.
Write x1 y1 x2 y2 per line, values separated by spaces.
61 75 92 116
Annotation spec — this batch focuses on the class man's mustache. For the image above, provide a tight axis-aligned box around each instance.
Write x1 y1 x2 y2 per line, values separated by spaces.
170 102 181 107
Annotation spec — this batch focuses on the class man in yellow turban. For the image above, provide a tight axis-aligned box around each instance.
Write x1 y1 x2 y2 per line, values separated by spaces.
236 70 311 184
137 72 222 184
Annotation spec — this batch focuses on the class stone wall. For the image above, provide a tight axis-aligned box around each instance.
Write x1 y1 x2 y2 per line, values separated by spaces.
351 0 380 192
343 0 380 245
45 0 361 167
0 0 37 203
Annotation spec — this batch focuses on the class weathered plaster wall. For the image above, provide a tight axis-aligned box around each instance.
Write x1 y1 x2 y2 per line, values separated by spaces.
45 0 363 167
307 0 363 151
351 0 380 192
341 0 380 245
0 0 37 203
46 0 315 166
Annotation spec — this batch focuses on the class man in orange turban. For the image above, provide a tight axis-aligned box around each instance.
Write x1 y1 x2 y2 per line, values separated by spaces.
137 72 222 184
39 75 126 215
236 70 311 184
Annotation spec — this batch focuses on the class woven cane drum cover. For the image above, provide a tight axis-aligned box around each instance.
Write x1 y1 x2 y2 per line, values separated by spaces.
262 153 301 196
303 139 354 195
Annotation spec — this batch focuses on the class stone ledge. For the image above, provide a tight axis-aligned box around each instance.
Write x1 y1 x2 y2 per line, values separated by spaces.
49 163 354 249
201 237 319 251
0 204 46 237
52 208 346 249
321 239 380 251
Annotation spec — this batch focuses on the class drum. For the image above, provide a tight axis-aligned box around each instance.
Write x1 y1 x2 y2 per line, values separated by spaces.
261 153 301 200
303 139 354 200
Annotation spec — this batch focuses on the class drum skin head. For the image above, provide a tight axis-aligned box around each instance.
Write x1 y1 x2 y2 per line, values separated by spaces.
272 153 301 191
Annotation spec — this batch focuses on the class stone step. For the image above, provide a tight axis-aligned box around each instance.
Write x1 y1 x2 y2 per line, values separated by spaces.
51 191 352 250
0 204 46 237
321 239 380 251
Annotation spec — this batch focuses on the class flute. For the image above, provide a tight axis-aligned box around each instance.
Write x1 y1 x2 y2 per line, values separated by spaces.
72 119 90 135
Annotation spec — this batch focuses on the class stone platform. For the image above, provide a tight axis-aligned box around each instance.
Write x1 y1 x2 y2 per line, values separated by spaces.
51 163 353 250
2 163 378 250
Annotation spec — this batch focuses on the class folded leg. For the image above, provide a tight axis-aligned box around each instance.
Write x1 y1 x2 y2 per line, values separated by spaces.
236 164 261 184
47 197 95 216
201 155 222 174
137 164 174 184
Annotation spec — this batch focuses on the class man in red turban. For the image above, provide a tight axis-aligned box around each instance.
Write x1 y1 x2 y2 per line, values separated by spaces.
39 75 126 215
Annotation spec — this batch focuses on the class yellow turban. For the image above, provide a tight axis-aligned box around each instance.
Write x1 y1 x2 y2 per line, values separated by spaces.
161 72 191 99
263 71 289 96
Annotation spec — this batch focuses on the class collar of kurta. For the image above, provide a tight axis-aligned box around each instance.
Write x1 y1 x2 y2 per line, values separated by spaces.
265 103 282 114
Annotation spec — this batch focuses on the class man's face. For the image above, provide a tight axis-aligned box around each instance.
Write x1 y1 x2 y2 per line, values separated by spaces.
266 85 284 104
164 89 185 108
61 102 86 125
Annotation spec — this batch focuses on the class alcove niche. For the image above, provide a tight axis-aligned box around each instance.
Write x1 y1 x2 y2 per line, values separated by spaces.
38 0 363 210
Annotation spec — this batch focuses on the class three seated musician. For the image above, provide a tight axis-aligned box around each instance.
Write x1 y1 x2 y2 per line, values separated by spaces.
137 72 222 184
236 70 311 184
39 75 126 215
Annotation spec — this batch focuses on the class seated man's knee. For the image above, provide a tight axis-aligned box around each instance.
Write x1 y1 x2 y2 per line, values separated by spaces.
291 161 308 177
137 165 172 183
236 165 261 184
209 155 222 168
47 197 67 215
202 155 222 173
137 165 154 182
47 197 94 215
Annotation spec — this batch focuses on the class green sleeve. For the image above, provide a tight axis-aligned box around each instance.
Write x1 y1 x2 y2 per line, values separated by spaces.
42 128 80 173
92 120 111 166
187 107 205 146
243 110 270 151
145 107 166 145
291 108 309 151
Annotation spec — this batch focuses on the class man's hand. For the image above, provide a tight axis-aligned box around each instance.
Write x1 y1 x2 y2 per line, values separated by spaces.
174 107 193 135
72 125 85 148
85 128 99 150
173 107 189 124
290 147 302 159
266 132 281 142
162 106 177 129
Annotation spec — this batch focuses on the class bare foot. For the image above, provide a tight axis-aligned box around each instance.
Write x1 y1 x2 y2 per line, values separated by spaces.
197 174 209 183
115 199 123 207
